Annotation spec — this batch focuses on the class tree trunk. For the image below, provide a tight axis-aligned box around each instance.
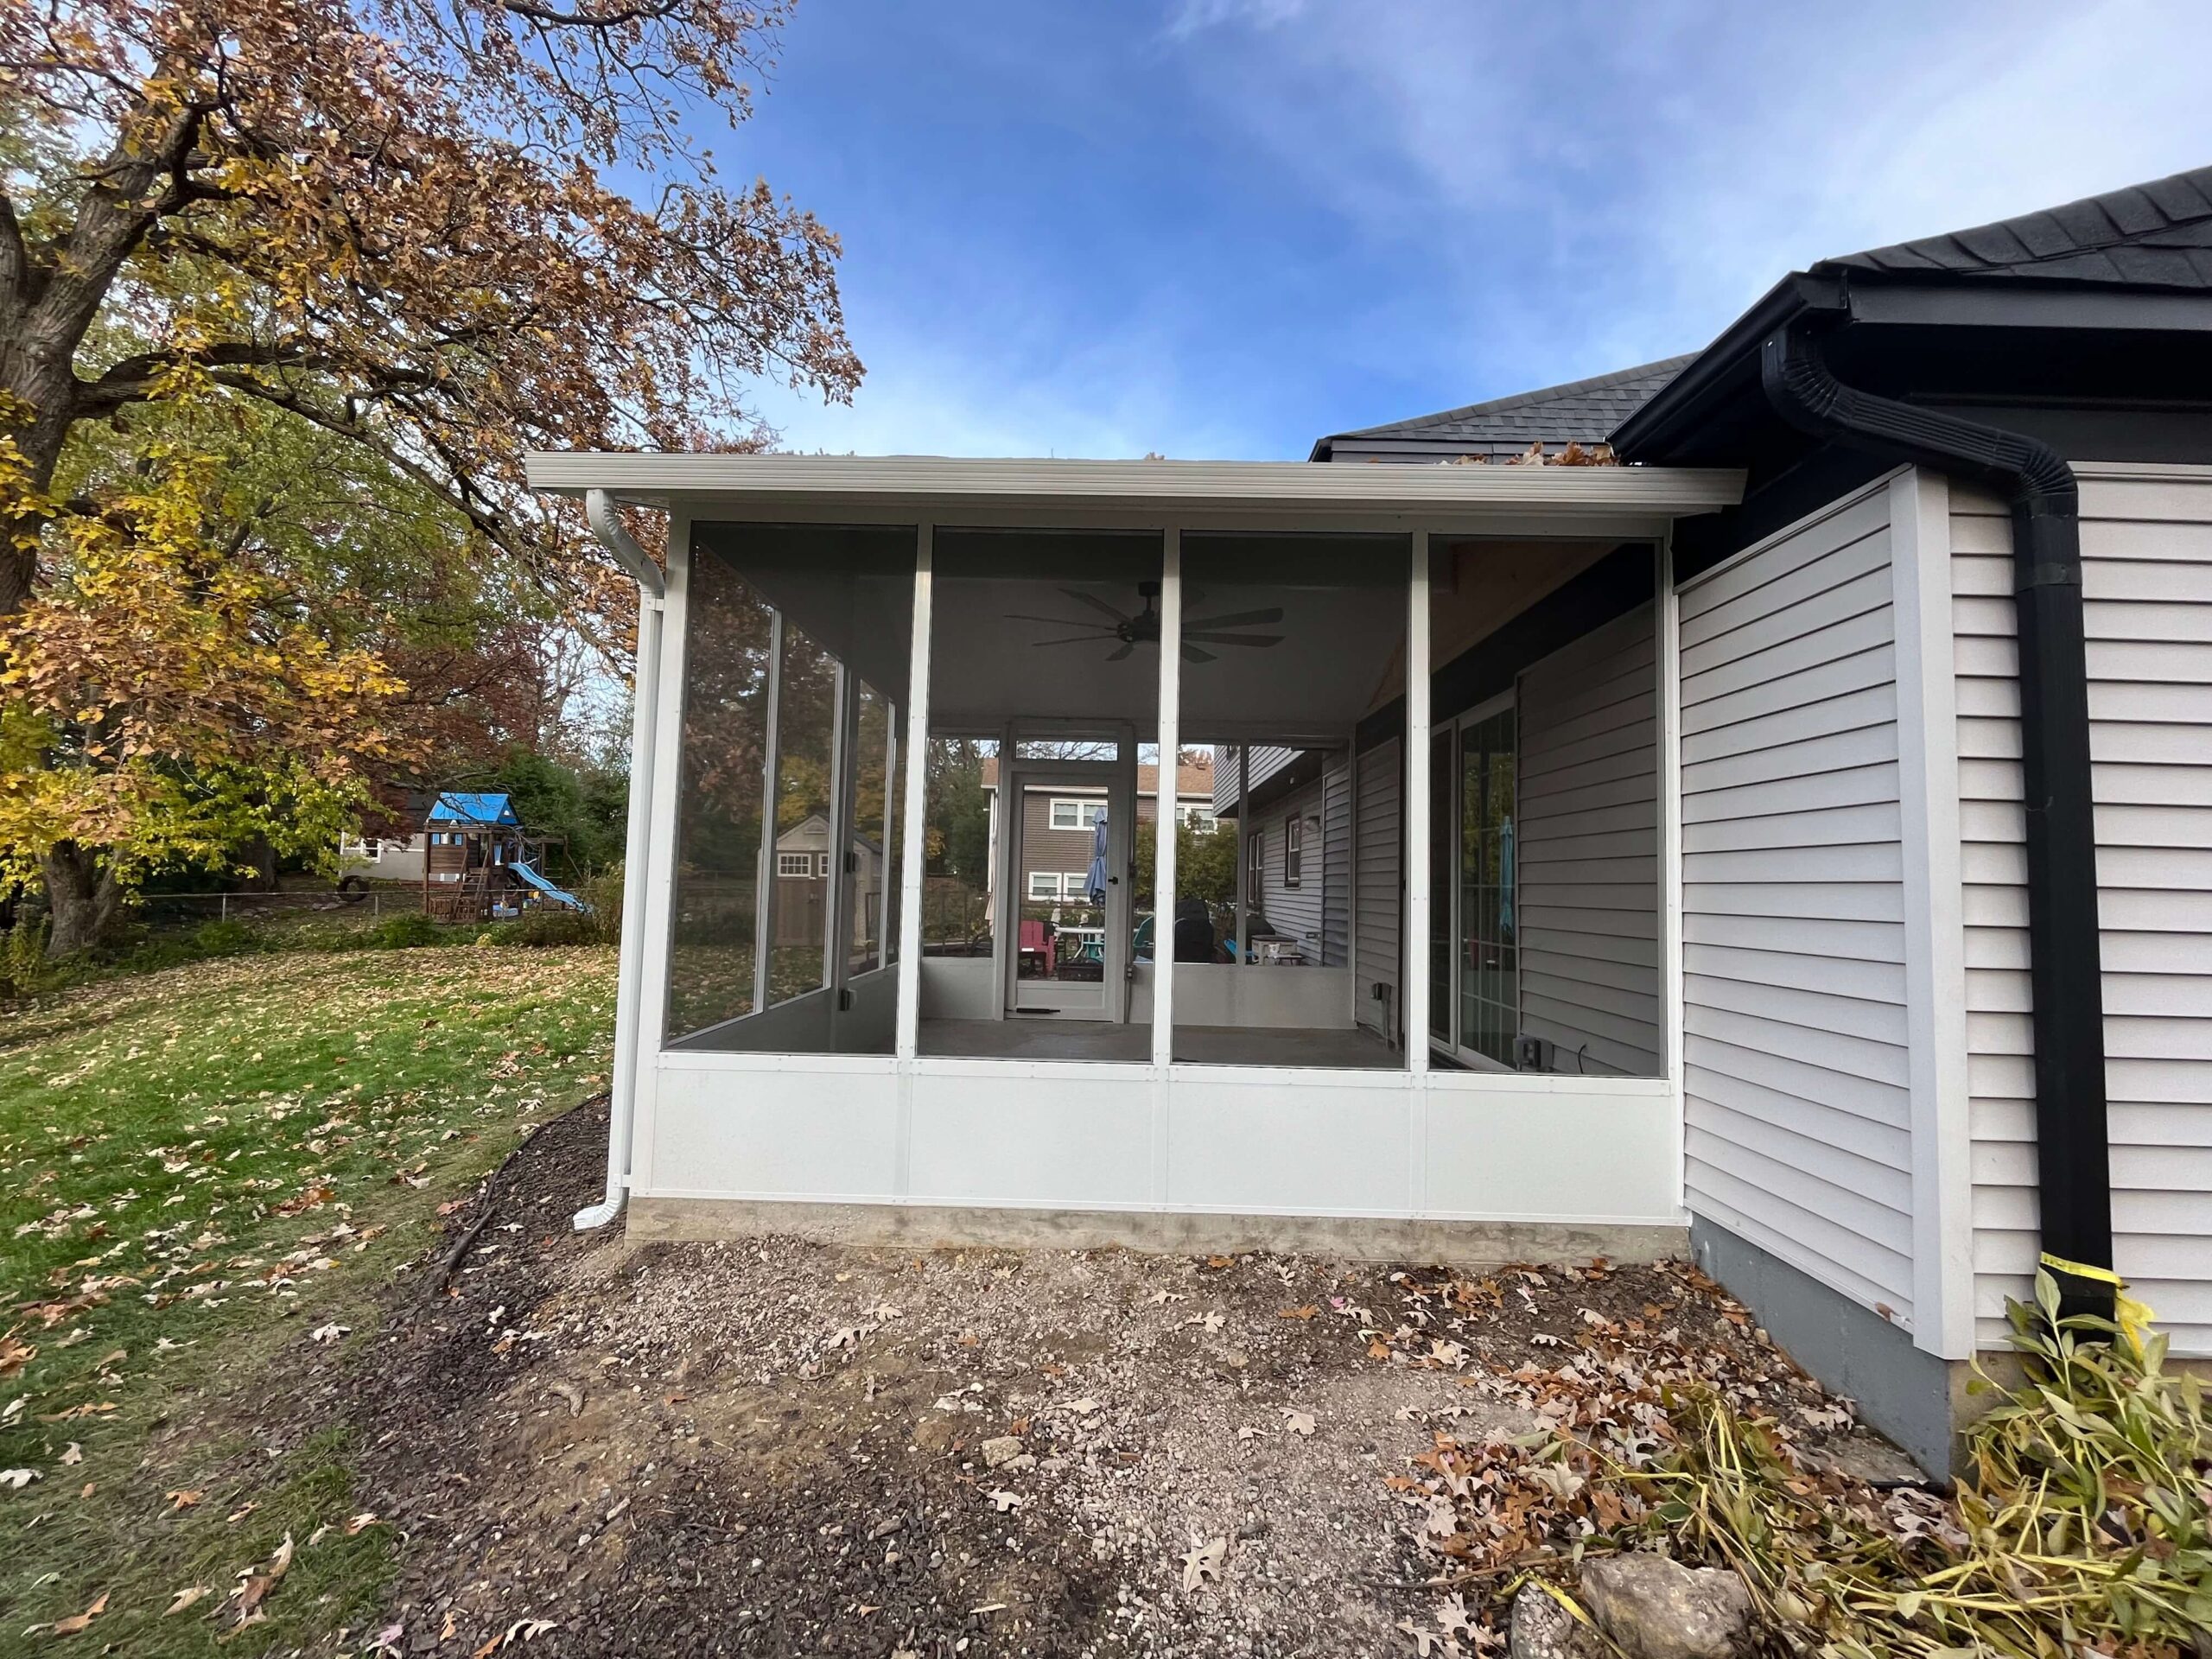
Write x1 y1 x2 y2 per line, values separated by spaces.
41 842 121 957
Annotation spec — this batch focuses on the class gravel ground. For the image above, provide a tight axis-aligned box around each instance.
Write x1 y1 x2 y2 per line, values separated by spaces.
287 1098 1890 1658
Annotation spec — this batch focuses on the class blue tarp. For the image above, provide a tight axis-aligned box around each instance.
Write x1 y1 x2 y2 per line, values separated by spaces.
428 791 520 826
511 861 587 911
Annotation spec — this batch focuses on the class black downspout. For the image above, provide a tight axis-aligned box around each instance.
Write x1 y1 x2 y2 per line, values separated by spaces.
1759 316 2114 1324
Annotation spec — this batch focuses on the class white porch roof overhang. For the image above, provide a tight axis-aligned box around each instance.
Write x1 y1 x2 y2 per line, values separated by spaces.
525 452 1745 537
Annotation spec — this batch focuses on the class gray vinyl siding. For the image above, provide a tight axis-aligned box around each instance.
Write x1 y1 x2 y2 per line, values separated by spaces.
1953 468 2212 1356
1249 779 1326 954
1516 603 1661 1075
1678 486 1917 1328
1355 739 1402 1038
1322 761 1352 969
1211 746 1300 816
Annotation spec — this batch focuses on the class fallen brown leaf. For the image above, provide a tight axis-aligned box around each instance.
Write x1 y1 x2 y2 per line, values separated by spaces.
50 1590 107 1635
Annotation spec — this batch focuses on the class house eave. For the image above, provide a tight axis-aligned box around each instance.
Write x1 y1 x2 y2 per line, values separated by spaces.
526 451 1744 525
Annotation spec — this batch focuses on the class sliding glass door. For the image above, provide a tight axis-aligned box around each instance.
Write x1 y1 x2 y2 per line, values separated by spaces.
1443 696 1518 1068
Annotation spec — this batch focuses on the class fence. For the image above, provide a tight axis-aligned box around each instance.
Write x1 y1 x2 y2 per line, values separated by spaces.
132 887 429 928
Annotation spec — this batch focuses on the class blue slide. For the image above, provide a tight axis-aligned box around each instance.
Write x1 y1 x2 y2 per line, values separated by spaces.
511 861 588 911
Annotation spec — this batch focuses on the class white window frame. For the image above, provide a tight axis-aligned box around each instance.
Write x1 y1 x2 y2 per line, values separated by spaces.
1180 804 1217 834
1285 815 1304 888
778 851 813 877
1245 830 1263 908
1048 797 1104 832
1026 871 1063 900
1063 871 1091 899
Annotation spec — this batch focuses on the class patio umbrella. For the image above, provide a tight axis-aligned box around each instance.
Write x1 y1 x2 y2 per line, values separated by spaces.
1087 810 1109 906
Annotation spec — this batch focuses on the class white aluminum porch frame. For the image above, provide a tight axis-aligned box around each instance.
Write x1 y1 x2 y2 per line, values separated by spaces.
533 454 1741 1229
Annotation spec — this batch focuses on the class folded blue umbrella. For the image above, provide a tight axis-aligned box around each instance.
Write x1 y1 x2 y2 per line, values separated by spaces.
1088 810 1109 906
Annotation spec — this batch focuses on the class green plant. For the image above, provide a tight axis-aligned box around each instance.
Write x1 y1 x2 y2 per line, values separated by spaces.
1609 1273 2211 1657
364 910 442 950
3 912 52 996
499 906 599 948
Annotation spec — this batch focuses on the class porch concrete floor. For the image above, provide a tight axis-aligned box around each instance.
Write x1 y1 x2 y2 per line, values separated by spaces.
918 1018 1400 1068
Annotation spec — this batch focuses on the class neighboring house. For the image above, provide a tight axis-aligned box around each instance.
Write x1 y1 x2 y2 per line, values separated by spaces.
772 813 884 949
537 163 2212 1472
338 830 429 884
979 754 1215 906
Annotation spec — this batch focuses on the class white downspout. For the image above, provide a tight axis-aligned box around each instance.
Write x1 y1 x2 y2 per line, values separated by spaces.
575 489 666 1230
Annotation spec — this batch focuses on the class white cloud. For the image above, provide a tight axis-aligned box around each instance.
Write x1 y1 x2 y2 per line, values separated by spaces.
1169 0 2212 368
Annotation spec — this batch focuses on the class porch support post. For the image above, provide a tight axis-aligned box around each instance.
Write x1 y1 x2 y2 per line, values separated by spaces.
823 662 855 1012
1656 535 1687 1210
1151 530 1183 1068
1235 744 1249 970
893 526 934 1062
882 703 898 968
1405 531 1431 1073
751 609 785 1015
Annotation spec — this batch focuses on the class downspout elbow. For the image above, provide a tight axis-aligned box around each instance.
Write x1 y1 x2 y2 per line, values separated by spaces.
588 489 666 601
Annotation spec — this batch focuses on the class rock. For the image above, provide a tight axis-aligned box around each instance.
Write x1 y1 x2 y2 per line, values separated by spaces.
1507 1583 1604 1659
1578 1554 1752 1659
979 1435 1024 1469
1802 1432 1928 1488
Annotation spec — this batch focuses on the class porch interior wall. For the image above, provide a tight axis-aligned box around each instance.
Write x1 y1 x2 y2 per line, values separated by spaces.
1952 467 2212 1356
1516 603 1662 1076
1355 738 1402 1039
1676 483 1919 1333
1247 775 1328 956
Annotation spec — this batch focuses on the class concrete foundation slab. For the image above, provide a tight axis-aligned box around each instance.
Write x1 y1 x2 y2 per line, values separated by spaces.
628 1194 1684 1265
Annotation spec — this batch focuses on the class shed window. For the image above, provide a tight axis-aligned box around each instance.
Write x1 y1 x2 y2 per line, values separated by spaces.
778 852 813 877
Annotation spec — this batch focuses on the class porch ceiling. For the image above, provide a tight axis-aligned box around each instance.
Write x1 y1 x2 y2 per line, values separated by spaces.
526 452 1745 530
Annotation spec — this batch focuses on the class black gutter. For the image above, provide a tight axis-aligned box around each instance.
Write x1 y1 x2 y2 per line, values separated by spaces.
1759 315 2114 1323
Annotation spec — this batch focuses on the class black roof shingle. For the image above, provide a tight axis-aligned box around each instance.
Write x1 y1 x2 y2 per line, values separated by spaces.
1313 356 1694 459
1816 165 2212 289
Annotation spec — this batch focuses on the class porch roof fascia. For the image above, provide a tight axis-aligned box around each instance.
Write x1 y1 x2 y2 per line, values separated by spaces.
526 452 1744 529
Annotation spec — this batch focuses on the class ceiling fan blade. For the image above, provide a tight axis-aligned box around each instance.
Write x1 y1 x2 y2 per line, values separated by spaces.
1183 607 1283 630
1061 588 1133 624
1003 612 1116 630
1104 642 1135 662
1183 632 1283 647
1182 585 1207 613
1180 643 1217 664
1032 634 1115 647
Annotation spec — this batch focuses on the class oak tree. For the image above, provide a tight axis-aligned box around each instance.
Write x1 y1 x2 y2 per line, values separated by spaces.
0 0 859 948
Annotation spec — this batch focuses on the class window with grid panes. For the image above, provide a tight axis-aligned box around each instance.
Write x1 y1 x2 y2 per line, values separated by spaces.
1458 706 1517 1065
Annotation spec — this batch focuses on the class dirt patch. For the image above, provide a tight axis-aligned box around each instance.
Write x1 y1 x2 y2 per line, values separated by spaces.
292 1101 1883 1656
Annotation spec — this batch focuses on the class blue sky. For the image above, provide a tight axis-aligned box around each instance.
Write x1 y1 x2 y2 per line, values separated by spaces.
732 0 2212 461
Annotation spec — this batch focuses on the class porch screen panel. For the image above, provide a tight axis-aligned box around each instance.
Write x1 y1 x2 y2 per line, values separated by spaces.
1175 531 1406 1071
918 529 1160 1058
668 524 914 1053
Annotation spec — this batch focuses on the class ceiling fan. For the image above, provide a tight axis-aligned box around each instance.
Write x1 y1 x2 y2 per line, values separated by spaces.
1006 581 1284 664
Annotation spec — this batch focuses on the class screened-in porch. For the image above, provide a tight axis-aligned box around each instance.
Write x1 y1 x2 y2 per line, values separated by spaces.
532 454 1740 1243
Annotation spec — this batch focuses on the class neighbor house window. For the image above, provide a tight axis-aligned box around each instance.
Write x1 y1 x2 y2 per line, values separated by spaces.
1027 872 1062 900
1181 805 1217 833
1064 872 1091 900
1285 817 1304 888
778 852 813 877
1049 798 1104 831
1245 831 1263 907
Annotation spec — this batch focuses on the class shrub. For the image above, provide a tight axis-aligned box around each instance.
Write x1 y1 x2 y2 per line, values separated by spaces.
499 906 599 948
365 910 442 950
2 915 52 998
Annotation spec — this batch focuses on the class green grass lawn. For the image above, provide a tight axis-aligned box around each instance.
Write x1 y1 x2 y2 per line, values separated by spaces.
0 944 617 1650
